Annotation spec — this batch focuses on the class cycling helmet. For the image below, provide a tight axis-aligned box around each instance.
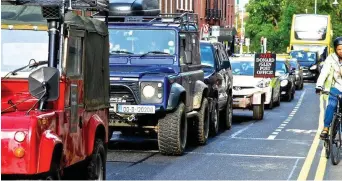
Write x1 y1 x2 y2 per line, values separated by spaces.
334 37 342 50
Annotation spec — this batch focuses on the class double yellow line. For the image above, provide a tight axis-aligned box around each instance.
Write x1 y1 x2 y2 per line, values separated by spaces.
297 95 327 181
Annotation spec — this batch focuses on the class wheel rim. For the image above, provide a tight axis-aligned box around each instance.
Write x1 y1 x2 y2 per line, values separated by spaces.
96 153 104 180
180 110 187 150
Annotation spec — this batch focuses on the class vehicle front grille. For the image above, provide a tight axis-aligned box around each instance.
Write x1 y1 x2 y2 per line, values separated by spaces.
110 81 140 104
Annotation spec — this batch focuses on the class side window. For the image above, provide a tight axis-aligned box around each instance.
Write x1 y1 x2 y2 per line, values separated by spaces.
191 33 200 65
179 34 186 65
66 36 83 77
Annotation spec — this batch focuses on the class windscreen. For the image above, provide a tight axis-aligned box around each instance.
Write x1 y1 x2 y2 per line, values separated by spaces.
294 15 328 41
276 61 288 75
200 44 215 67
231 61 254 76
1 5 48 75
290 51 317 62
109 29 177 55
1 29 49 73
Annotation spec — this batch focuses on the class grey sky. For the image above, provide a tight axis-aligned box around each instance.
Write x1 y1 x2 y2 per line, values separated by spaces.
238 0 248 9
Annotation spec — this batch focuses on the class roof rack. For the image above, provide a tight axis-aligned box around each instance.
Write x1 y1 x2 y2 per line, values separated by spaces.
94 12 199 32
2 0 109 13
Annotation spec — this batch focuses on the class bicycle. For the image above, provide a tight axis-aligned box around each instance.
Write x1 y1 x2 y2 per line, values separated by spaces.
321 90 342 165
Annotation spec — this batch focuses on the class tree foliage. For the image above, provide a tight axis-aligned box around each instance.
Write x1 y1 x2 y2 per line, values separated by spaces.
244 0 342 53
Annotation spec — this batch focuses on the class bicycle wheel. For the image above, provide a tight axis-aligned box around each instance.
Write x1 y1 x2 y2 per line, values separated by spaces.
330 116 342 165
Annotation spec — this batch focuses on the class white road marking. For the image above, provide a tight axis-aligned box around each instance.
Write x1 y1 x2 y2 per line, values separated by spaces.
287 158 300 180
185 151 306 159
267 135 277 140
267 90 306 140
230 123 254 138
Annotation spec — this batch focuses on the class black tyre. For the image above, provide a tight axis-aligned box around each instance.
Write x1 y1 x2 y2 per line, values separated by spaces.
266 91 274 109
108 127 114 141
194 97 210 145
275 91 281 107
330 116 341 165
253 103 264 120
210 98 220 136
300 81 304 90
87 139 106 180
221 96 233 130
46 161 62 180
158 102 187 155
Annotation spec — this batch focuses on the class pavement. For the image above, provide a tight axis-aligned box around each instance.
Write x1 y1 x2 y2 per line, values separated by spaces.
105 83 342 180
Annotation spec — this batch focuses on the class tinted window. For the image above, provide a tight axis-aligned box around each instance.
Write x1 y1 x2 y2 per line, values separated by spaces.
290 51 316 62
200 44 215 67
276 62 288 75
109 29 176 55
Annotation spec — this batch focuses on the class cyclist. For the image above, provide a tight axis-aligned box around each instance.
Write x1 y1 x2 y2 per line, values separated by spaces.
316 37 342 139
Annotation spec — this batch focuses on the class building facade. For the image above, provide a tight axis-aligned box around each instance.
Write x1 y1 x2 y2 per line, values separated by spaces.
159 0 195 13
159 0 235 29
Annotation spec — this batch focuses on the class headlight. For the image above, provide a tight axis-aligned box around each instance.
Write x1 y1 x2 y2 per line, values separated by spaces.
14 131 25 142
280 80 288 87
310 65 317 70
256 80 270 88
142 85 156 98
141 82 164 103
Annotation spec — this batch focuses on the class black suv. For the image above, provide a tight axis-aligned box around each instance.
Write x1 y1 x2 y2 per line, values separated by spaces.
200 41 233 136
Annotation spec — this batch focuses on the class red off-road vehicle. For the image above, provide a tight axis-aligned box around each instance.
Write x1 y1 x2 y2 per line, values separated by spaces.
1 0 110 179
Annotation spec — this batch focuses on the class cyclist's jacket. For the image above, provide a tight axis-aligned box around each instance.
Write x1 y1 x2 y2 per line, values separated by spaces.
316 53 342 94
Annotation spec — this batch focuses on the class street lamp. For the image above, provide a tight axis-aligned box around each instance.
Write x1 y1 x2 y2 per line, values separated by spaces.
332 0 339 7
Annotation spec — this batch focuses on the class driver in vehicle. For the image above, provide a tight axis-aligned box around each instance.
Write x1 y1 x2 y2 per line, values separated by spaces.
316 37 342 139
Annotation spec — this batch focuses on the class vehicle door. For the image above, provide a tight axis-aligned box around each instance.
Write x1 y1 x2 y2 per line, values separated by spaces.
179 32 198 111
218 44 233 91
285 62 296 90
215 45 229 108
63 30 87 162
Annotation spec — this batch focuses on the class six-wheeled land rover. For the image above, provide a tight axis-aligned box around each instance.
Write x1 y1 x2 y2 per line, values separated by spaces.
94 6 210 155
1 0 110 179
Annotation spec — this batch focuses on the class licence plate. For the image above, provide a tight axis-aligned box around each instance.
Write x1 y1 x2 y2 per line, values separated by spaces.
117 105 155 114
303 73 308 75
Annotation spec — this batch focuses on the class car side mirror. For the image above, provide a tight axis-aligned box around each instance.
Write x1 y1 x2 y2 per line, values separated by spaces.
227 50 233 56
184 51 192 64
221 61 231 69
28 67 60 102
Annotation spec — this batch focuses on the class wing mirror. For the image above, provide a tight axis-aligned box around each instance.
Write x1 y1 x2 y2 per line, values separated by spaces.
221 61 231 69
28 67 60 110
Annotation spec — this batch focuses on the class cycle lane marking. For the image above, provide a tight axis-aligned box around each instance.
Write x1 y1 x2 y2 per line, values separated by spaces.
267 90 306 140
